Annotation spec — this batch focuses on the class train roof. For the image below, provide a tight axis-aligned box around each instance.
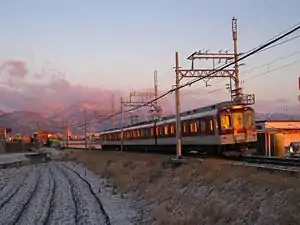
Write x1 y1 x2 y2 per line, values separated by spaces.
101 101 247 132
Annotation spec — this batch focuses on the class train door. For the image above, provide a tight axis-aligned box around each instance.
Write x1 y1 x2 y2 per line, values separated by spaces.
243 109 256 142
231 111 246 142
219 113 233 144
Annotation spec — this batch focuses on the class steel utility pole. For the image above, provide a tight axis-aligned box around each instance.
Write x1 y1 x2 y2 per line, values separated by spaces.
182 17 254 105
120 97 124 152
232 17 242 101
65 120 69 148
111 94 115 129
175 52 182 159
122 71 162 125
152 70 161 120
61 120 65 148
84 110 87 150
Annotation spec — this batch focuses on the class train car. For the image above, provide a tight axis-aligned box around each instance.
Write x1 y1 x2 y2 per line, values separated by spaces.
99 101 257 156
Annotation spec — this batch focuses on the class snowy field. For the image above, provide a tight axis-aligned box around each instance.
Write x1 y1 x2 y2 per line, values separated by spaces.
0 161 137 225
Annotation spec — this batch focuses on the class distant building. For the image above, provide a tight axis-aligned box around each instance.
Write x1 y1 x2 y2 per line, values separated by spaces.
255 120 300 157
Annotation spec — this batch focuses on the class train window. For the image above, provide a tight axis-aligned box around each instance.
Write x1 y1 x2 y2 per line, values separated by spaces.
209 119 214 131
244 111 255 128
170 124 175 134
182 122 187 133
156 127 159 136
220 115 232 130
189 122 194 133
200 120 206 133
232 112 243 129
151 128 154 136
189 121 198 133
164 125 169 135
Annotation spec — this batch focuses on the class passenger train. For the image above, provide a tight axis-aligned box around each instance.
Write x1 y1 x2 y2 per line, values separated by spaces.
99 101 257 156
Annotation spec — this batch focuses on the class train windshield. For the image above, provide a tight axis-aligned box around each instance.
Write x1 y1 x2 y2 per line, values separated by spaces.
232 112 243 130
220 114 232 129
220 108 255 130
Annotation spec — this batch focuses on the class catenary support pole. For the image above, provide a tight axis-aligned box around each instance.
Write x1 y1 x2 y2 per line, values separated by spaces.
120 97 124 152
175 52 182 159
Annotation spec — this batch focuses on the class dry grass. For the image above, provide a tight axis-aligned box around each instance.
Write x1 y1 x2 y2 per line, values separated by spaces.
62 150 300 225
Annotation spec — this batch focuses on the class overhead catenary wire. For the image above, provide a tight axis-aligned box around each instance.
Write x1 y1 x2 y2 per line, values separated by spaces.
70 22 300 130
200 57 300 96
243 48 300 75
256 33 300 54
245 58 300 81
187 47 300 93
202 48 300 93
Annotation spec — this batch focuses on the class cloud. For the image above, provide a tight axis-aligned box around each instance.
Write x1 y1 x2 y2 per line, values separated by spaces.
0 60 28 79
0 58 295 118
0 59 126 115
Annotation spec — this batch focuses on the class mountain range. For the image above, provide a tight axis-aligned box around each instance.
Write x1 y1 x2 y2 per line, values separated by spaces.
0 102 299 135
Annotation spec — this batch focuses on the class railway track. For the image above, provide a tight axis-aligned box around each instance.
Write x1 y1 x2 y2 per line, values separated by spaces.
59 163 111 225
67 144 300 174
238 155 300 167
0 162 115 225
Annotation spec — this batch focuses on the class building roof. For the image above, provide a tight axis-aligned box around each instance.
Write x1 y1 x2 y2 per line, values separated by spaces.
256 119 300 123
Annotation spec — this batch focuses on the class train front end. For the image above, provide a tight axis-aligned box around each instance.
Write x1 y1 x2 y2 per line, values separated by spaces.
218 104 257 156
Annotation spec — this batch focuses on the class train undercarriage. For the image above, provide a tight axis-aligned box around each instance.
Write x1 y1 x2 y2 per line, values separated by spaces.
100 142 257 157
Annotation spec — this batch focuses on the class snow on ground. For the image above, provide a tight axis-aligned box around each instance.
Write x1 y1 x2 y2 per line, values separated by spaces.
0 161 138 225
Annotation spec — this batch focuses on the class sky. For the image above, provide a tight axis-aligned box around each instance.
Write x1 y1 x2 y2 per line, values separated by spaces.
0 0 299 114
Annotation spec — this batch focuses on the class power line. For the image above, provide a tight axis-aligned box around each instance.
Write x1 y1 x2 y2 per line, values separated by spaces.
242 49 300 75
202 57 300 95
245 58 300 81
257 33 300 54
183 24 300 88
69 22 300 130
203 47 300 90
180 31 300 97
249 22 300 54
